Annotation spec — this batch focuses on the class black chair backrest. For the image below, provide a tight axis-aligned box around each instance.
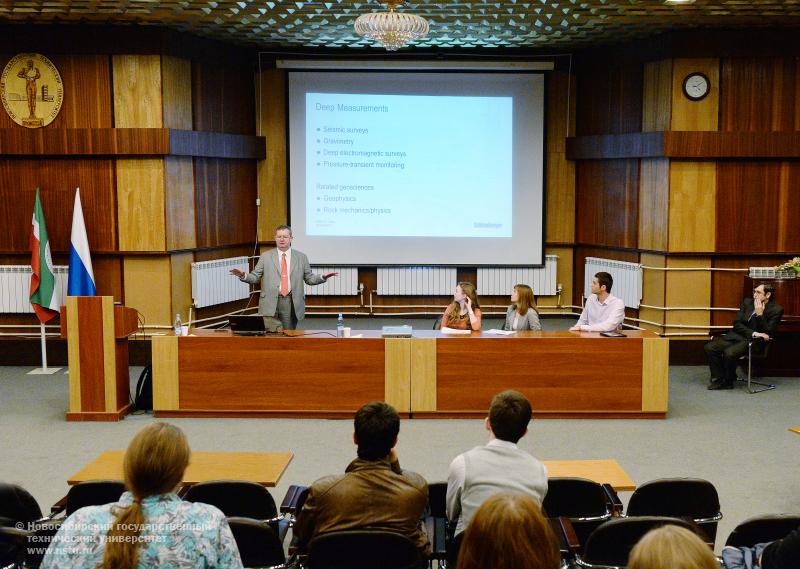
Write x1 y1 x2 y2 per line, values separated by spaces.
0 483 43 525
582 516 699 567
427 482 447 518
433 317 442 330
725 515 800 548
307 530 425 569
227 517 285 568
627 478 720 518
66 481 126 516
626 478 721 541
183 480 277 520
0 526 28 568
543 477 610 518
543 477 614 553
24 520 62 569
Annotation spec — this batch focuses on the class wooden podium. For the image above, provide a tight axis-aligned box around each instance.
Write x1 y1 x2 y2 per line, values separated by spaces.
60 296 139 421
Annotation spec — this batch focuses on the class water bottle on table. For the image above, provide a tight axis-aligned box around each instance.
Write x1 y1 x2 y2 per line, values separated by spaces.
337 313 344 338
174 314 182 336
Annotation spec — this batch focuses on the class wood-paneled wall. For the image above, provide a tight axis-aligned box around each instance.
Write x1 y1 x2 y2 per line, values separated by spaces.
576 63 643 136
193 60 256 135
569 45 800 329
195 158 257 248
0 159 116 252
0 29 261 333
575 160 639 249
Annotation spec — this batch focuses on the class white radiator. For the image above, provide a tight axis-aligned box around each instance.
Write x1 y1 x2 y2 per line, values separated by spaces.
0 265 69 314
191 256 250 309
477 255 558 296
377 267 458 296
584 257 642 309
305 267 359 296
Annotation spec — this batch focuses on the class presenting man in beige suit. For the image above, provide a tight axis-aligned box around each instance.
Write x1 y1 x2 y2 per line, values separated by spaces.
230 225 336 330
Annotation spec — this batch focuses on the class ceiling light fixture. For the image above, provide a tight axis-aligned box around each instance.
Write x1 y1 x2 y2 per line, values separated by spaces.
663 0 696 4
354 1 429 51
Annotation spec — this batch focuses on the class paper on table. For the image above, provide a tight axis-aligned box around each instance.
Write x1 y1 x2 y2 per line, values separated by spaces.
484 329 516 335
440 327 472 335
349 334 364 338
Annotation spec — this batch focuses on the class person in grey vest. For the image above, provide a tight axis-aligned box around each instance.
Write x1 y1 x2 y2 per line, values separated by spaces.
446 390 548 535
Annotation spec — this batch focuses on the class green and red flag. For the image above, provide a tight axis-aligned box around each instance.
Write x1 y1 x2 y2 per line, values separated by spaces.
29 188 61 322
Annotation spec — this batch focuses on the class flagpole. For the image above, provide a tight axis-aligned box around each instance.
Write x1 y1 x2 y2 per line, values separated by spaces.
40 322 48 369
28 187 61 375
29 320 60 375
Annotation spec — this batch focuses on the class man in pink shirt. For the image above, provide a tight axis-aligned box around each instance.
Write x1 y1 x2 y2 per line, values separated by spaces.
569 271 625 332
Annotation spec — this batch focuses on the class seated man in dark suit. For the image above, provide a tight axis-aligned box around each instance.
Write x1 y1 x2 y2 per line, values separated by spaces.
293 401 430 557
704 283 783 390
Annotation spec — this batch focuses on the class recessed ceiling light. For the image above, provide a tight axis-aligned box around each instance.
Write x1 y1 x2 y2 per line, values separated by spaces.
664 0 696 4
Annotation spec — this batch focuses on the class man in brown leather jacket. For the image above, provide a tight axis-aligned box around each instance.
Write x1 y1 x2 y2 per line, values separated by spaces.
293 401 430 557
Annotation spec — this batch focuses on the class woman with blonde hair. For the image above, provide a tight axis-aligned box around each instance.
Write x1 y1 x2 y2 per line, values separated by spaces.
503 283 541 331
456 493 560 569
441 282 482 331
628 524 719 569
42 423 243 569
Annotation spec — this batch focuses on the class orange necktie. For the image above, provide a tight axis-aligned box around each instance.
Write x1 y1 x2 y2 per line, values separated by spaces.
280 253 289 297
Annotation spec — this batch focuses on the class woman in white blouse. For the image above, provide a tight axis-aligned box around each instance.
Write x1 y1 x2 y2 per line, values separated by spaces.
503 284 541 331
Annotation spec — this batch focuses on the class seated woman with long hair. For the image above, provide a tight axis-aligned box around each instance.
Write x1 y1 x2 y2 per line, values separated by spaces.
441 282 482 331
628 525 719 569
503 284 542 331
457 493 560 569
42 423 243 569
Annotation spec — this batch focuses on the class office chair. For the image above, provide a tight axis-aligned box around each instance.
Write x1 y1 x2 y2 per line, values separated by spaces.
543 478 623 552
183 480 287 540
625 478 722 543
0 483 43 528
433 317 442 330
227 516 287 569
737 340 776 393
575 516 700 568
306 530 426 569
50 480 126 518
0 526 27 569
725 514 800 548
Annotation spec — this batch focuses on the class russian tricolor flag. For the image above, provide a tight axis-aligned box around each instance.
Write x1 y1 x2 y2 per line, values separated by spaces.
68 188 97 296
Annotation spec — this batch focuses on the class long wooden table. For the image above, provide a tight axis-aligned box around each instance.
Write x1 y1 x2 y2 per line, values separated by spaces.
68 451 293 487
152 329 668 419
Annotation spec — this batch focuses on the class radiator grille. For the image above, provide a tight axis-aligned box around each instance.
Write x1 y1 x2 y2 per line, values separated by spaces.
477 256 558 296
584 257 642 309
0 265 68 313
305 267 359 296
191 257 250 309
377 267 458 296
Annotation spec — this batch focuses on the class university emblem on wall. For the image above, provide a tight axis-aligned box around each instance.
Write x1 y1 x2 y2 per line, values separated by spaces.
1 53 64 128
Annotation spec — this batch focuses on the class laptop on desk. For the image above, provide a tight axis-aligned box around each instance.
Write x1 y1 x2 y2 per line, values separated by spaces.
229 315 284 336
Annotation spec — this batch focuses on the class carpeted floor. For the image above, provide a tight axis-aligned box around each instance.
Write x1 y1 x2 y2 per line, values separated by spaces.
1 347 798 553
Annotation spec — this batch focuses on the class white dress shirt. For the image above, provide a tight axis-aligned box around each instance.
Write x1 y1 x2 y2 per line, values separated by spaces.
574 293 625 332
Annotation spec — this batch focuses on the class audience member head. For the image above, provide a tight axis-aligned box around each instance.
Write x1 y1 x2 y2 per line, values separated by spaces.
456 493 560 569
511 283 536 315
487 390 532 444
104 422 190 569
354 401 400 461
594 271 613 294
628 525 718 569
